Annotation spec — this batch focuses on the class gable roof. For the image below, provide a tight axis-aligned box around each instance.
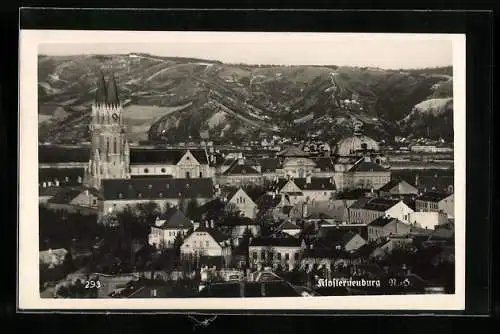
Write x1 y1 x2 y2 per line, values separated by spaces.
350 197 402 211
348 159 388 172
379 178 418 194
155 208 192 229
278 221 301 230
129 148 208 165
189 225 230 243
369 216 401 227
47 187 101 204
311 157 336 171
102 178 214 201
417 191 453 202
317 229 361 246
222 164 260 175
255 193 284 210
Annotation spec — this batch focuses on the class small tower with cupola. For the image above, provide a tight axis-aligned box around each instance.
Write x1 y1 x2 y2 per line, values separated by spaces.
84 71 130 190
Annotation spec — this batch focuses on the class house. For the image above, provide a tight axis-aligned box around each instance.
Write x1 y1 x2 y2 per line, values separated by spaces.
129 148 215 179
219 159 264 186
370 237 414 259
148 208 193 249
276 176 336 204
415 192 454 218
101 178 214 216
224 187 258 219
45 186 101 214
249 234 306 271
367 216 412 242
378 178 419 199
316 229 367 252
180 224 232 262
408 211 449 230
217 216 261 247
277 221 302 237
348 197 414 225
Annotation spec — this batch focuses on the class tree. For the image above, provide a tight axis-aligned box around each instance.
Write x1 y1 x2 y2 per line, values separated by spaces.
185 198 199 220
136 201 160 226
255 210 274 237
173 231 184 254
240 227 253 268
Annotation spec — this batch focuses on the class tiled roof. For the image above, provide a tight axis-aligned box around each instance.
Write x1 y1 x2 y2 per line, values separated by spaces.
305 212 335 220
369 216 399 227
249 235 302 247
350 197 401 211
47 187 101 204
312 157 335 171
379 178 418 194
255 193 283 209
129 148 208 165
191 225 230 243
417 191 452 202
38 145 90 163
39 167 85 186
292 177 336 191
102 178 214 201
348 159 388 172
156 208 192 229
222 164 260 175
257 158 281 173
317 229 359 246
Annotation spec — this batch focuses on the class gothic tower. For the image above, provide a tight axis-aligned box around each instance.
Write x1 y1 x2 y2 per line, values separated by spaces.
84 71 130 190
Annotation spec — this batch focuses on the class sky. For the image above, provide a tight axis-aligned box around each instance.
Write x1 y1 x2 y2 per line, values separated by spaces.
37 32 454 69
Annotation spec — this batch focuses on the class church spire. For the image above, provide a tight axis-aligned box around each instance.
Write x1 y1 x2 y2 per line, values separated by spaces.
95 71 107 105
106 72 120 106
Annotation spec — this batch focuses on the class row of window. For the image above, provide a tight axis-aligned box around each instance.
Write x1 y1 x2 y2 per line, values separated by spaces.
251 251 300 261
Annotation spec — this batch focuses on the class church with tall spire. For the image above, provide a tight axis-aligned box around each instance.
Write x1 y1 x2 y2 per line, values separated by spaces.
84 71 130 190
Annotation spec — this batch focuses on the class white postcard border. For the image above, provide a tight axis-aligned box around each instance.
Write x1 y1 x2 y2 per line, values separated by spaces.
19 30 466 311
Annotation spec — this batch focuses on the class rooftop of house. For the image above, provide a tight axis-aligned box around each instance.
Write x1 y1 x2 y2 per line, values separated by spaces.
379 178 418 194
155 208 193 229
350 197 402 211
368 216 402 227
47 186 101 204
249 235 302 248
257 158 281 173
102 178 214 201
348 159 389 173
255 193 284 210
316 228 361 246
278 221 301 230
38 145 90 164
129 148 209 165
293 177 336 191
190 225 230 243
222 164 260 175
417 191 453 202
311 157 336 171
218 216 258 226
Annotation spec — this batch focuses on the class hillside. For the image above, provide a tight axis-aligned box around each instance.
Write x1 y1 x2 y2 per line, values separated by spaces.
37 54 454 144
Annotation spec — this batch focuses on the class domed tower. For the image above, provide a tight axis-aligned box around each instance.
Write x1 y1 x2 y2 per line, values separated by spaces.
84 71 130 190
334 120 380 156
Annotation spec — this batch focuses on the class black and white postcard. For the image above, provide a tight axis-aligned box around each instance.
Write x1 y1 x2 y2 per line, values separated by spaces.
18 30 466 311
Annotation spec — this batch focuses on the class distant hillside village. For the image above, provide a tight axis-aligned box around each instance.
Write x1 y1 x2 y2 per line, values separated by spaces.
38 72 455 298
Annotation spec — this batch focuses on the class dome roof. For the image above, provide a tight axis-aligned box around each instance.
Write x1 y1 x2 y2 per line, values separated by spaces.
334 121 380 156
334 135 380 156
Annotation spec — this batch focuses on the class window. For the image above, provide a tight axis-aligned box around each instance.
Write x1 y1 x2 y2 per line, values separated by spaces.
144 168 149 174
138 192 142 198
294 253 299 261
285 253 290 261
161 168 166 173
206 241 209 247
261 250 266 260
148 184 152 189
253 252 257 259
118 193 123 199
159 192 163 198
277 253 282 260
199 172 203 178
93 199 97 205
186 172 190 179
